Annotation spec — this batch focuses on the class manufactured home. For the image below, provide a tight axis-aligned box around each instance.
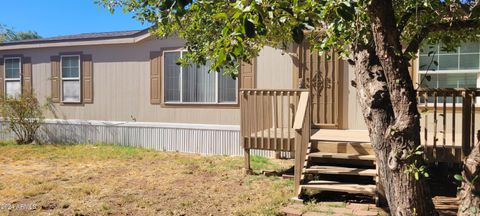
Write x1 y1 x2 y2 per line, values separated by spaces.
1 29 479 202
0 29 294 156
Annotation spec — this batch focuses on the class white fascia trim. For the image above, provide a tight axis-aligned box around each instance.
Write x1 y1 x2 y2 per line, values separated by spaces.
0 33 152 51
42 119 240 131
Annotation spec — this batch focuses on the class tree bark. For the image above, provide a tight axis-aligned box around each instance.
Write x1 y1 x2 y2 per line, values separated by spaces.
349 0 438 215
353 47 436 216
458 139 480 216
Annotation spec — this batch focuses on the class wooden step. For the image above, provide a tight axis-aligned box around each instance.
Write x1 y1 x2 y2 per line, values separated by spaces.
311 142 374 155
305 166 377 176
301 180 376 195
311 129 370 143
308 152 376 161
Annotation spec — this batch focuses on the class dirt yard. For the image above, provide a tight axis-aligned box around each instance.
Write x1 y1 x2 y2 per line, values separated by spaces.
0 142 295 215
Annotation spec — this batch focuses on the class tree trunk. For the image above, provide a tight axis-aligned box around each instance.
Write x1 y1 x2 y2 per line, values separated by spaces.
353 47 437 216
458 138 480 216
348 0 438 215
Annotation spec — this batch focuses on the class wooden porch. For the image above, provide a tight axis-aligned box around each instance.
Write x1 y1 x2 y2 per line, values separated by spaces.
240 88 479 204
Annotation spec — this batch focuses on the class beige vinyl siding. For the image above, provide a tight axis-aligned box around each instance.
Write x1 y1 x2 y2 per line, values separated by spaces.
256 46 294 89
0 39 291 125
0 38 239 125
344 63 367 130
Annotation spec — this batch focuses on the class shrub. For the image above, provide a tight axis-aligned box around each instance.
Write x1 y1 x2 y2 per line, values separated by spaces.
0 93 44 144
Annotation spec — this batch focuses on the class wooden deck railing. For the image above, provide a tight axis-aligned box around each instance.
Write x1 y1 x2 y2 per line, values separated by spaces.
417 88 479 162
240 87 476 171
293 91 311 195
240 89 310 173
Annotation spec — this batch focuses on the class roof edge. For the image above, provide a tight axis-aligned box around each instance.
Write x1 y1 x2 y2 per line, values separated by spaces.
0 28 153 50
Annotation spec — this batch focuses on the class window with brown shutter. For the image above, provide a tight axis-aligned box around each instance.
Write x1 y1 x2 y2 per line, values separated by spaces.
150 51 162 104
1 56 34 97
51 53 94 104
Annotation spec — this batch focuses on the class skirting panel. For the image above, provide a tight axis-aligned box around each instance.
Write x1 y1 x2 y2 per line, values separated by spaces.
0 119 287 157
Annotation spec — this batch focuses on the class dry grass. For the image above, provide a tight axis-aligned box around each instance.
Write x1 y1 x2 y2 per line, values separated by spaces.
0 141 294 215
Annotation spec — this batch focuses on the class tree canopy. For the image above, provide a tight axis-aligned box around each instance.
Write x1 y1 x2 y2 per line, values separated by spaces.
0 24 41 43
98 0 480 74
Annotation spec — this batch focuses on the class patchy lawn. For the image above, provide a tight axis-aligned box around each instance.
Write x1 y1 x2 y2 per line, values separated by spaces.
0 142 294 215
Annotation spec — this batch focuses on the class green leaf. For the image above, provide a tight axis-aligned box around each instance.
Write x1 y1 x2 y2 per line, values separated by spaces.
425 75 431 81
218 50 226 64
423 172 429 178
454 174 464 182
213 12 228 19
414 172 419 180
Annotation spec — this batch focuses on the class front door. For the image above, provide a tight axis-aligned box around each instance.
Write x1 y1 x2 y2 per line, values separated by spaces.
295 44 342 129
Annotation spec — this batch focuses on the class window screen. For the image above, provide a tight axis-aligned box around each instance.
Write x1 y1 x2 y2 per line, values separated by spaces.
61 56 81 102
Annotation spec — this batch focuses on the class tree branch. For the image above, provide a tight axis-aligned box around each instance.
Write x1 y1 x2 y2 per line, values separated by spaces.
397 6 427 33
404 19 480 59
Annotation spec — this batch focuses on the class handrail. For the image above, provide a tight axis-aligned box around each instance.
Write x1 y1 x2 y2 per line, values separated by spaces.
293 92 310 131
293 91 310 196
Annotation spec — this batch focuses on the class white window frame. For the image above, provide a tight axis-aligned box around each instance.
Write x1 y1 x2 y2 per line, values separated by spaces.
4 57 22 97
162 49 238 105
60 55 81 103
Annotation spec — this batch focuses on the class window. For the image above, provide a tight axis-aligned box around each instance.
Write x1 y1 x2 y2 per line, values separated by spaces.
163 50 238 104
61 55 81 103
418 42 479 89
4 57 21 97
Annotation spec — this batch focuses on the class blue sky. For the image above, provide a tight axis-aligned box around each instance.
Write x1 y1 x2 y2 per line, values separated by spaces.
0 0 147 38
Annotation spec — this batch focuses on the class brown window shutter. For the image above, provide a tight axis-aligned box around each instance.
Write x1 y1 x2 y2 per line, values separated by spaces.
50 56 60 103
82 54 93 103
150 51 162 104
0 58 4 97
22 57 32 95
240 58 256 89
